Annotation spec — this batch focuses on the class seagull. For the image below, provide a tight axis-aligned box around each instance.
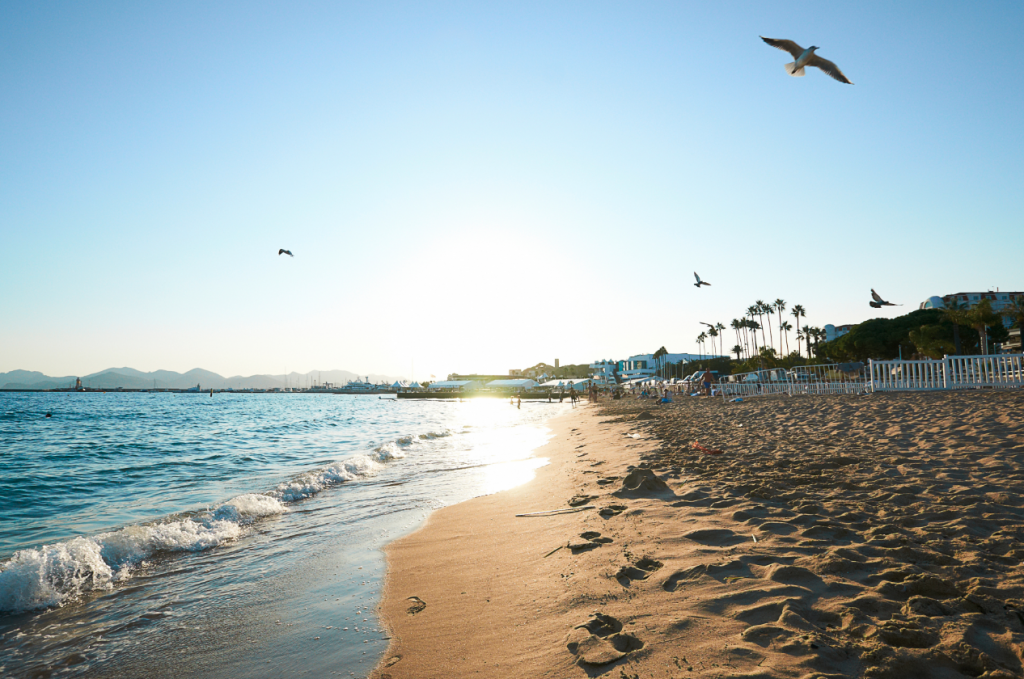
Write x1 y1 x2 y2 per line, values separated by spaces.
870 289 901 308
694 272 711 288
760 37 853 84
278 249 293 257
698 321 715 329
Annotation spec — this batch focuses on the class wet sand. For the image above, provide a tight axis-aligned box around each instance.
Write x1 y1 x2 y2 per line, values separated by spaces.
375 391 1024 678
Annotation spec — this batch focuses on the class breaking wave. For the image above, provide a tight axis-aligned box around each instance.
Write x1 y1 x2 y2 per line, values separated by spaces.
0 428 451 615
0 493 286 614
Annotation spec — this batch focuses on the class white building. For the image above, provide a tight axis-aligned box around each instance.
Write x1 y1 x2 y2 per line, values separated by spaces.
427 380 483 392
589 360 618 385
589 352 715 384
540 378 593 391
485 379 539 390
824 324 854 342
920 291 1022 324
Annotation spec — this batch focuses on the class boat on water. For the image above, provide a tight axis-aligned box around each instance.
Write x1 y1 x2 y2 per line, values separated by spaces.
334 379 390 394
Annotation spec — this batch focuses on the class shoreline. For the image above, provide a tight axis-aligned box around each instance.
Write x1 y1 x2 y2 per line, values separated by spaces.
373 391 1024 678
372 402 656 678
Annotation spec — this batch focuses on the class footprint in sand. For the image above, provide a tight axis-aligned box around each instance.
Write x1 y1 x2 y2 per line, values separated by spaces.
406 596 426 615
612 468 675 499
615 557 664 586
663 558 759 591
580 531 613 544
599 505 628 518
568 531 614 552
567 494 596 507
682 528 748 547
566 612 643 666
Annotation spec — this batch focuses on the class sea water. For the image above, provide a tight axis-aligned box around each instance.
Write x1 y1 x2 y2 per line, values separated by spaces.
0 392 565 677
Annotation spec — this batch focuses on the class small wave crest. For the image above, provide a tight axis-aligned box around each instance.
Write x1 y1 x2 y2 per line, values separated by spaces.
418 429 452 440
272 453 392 502
0 494 287 614
270 429 449 502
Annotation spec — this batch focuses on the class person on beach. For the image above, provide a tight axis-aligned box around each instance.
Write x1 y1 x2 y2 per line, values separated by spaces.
701 370 714 396
517 395 521 409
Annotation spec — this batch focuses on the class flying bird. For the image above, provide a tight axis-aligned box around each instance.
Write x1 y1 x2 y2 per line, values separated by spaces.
870 289 901 308
760 37 853 84
699 321 715 329
278 249 293 257
694 272 711 288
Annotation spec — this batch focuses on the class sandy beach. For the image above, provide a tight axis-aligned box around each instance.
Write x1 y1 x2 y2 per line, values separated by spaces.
375 391 1024 679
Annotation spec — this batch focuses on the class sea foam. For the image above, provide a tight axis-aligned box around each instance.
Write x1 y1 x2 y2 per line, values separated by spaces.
0 428 435 614
0 494 287 614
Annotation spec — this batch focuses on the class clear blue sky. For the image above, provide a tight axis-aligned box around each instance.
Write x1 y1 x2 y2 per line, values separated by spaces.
2 1 1022 379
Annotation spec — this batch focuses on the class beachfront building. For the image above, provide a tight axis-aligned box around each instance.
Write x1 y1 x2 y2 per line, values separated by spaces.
540 378 592 392
485 379 538 391
426 380 483 392
589 353 713 385
920 291 1022 319
448 373 506 382
825 324 854 342
920 291 1023 353
589 359 619 385
621 353 709 381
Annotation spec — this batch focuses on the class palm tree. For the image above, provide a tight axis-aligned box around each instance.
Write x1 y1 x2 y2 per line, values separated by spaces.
802 325 813 358
939 299 970 355
653 346 668 377
810 327 824 358
709 327 720 357
715 323 727 356
774 299 786 353
966 299 1000 355
731 319 743 358
780 321 792 355
758 301 775 353
754 300 769 348
1001 297 1024 331
791 305 806 356
697 332 707 362
746 306 760 354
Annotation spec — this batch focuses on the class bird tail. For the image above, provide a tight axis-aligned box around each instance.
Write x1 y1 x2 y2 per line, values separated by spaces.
784 62 805 77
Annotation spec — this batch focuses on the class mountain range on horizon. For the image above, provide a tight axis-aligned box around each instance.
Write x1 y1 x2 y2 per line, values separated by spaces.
0 368 404 391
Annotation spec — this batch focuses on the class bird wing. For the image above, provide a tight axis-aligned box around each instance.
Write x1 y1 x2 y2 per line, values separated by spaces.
760 36 805 59
693 271 701 283
871 289 884 303
807 54 853 84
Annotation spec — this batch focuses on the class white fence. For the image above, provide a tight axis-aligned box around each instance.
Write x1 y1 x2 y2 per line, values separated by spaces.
871 354 1024 391
719 354 1023 398
719 363 869 398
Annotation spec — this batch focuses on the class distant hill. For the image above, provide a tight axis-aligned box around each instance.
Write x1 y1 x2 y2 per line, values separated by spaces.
1 368 402 390
0 370 77 390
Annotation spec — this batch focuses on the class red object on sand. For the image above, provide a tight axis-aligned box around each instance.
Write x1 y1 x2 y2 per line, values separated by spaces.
692 441 723 455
